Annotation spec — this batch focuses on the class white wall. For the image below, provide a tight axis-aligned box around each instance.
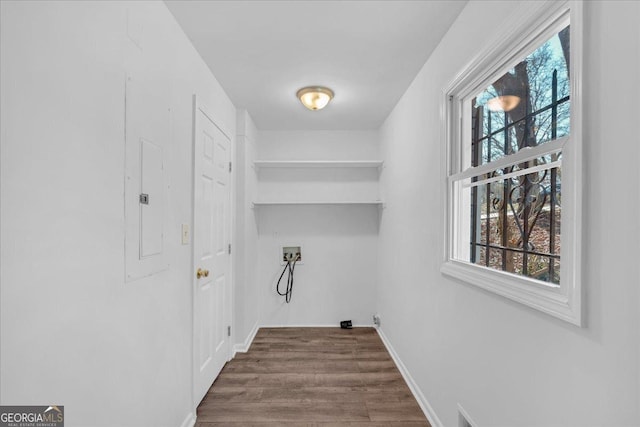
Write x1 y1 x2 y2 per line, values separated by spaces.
234 110 260 347
377 1 640 426
0 2 235 426
256 130 379 326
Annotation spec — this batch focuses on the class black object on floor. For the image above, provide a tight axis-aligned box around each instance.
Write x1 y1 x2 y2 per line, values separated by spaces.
340 320 353 329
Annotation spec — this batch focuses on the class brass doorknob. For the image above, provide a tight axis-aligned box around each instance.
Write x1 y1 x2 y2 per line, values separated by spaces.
197 268 210 279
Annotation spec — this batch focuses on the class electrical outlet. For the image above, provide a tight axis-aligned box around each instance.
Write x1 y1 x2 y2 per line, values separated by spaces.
282 246 302 263
373 314 381 326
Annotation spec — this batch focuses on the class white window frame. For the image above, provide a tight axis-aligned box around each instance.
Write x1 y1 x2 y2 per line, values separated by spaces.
441 0 583 326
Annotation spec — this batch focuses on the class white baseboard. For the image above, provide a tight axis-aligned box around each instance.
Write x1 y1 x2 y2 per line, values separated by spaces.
179 412 195 427
457 403 478 427
233 320 259 354
260 324 375 328
376 327 443 427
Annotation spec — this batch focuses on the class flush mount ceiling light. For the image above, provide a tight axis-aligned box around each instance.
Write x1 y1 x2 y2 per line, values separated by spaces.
486 95 521 112
296 86 334 111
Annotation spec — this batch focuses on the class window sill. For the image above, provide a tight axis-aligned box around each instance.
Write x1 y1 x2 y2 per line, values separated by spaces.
441 260 582 326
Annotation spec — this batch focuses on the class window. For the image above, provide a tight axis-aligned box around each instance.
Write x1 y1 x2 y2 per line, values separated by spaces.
441 1 583 325
468 26 568 284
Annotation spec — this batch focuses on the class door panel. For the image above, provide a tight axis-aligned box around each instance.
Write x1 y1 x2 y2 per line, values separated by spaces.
193 99 231 406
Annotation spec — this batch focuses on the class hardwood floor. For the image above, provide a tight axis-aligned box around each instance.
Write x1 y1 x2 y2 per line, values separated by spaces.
196 327 430 426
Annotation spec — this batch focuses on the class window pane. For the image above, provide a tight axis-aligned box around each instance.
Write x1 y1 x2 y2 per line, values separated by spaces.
470 25 570 167
465 159 561 285
462 25 568 285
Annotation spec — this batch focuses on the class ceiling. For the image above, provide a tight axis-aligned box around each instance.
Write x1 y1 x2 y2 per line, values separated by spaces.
165 0 467 130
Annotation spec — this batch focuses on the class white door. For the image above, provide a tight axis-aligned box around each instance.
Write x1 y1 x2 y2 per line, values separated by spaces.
192 98 232 406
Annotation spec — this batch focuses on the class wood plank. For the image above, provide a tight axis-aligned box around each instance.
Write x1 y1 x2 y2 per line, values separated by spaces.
205 386 417 404
197 423 429 427
357 360 398 372
234 350 357 360
366 402 428 422
198 402 370 423
222 359 361 374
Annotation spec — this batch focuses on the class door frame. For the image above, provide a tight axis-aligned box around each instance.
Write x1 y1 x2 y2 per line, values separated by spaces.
190 94 234 409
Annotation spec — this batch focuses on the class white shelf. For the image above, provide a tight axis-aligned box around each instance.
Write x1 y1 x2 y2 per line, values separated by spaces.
252 200 384 208
253 160 383 169
252 160 384 212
